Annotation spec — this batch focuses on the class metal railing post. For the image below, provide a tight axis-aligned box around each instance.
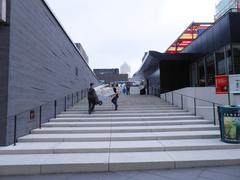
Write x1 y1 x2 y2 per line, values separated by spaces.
213 103 216 125
194 98 196 115
54 100 57 118
14 115 17 146
64 96 67 112
72 93 74 106
181 94 183 109
165 93 167 102
172 92 174 105
77 92 79 102
39 106 42 129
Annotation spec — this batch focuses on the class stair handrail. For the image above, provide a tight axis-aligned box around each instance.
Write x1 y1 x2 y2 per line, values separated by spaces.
10 88 88 146
159 88 224 126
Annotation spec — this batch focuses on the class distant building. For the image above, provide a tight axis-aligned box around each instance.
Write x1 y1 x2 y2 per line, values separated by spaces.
75 43 89 64
93 68 128 84
94 68 119 75
120 62 131 75
0 0 6 23
215 0 240 20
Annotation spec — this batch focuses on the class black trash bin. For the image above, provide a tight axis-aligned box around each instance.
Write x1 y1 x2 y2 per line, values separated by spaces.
218 106 240 143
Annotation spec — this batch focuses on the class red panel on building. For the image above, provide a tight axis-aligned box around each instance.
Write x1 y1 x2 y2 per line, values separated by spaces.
215 75 228 94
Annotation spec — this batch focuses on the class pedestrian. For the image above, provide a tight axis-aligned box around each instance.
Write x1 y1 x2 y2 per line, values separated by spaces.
111 87 119 110
126 81 130 95
87 83 98 114
122 83 126 95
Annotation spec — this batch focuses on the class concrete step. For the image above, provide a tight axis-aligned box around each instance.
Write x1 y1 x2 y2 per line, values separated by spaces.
68 106 179 111
1 149 240 175
50 116 203 123
57 112 195 118
61 109 188 114
44 119 210 127
71 105 174 109
1 139 240 155
18 130 220 142
32 124 219 134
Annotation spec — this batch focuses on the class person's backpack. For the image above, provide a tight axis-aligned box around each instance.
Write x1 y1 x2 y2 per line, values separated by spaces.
88 88 95 100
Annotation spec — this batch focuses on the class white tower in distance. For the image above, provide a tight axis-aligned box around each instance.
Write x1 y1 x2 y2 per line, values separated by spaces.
120 62 131 76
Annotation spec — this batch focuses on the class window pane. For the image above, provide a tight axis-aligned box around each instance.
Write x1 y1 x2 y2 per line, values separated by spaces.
191 62 197 86
215 48 225 75
233 45 240 74
198 60 205 86
226 46 233 74
206 54 215 86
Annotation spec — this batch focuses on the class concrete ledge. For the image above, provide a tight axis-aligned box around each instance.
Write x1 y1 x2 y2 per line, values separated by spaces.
0 153 109 175
2 139 240 154
109 152 174 171
61 109 187 114
57 112 194 118
1 149 240 175
46 120 207 128
50 116 203 122
32 124 218 134
168 149 240 168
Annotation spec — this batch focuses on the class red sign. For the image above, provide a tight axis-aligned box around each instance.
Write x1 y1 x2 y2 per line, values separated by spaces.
215 75 228 94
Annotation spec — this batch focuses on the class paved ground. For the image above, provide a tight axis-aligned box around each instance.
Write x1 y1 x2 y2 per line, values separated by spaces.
1 165 240 180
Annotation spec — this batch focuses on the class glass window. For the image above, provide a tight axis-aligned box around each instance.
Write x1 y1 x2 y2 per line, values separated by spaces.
233 45 240 74
226 45 233 74
206 54 215 86
215 48 225 75
191 62 197 87
198 59 205 86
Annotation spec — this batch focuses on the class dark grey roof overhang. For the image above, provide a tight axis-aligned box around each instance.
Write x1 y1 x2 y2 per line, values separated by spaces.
135 51 202 77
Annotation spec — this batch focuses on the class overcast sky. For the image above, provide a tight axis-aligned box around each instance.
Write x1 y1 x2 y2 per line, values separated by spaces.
45 0 219 76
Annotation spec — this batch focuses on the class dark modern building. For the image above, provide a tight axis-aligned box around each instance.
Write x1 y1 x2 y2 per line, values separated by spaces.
0 0 98 145
94 68 128 84
135 9 240 95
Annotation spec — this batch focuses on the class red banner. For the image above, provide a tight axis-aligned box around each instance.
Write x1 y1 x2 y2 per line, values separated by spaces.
215 75 228 94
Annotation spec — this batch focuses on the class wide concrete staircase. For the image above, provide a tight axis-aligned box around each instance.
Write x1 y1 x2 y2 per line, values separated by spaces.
0 95 240 175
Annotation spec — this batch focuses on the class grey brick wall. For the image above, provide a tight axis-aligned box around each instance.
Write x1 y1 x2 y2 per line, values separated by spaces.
1 0 98 145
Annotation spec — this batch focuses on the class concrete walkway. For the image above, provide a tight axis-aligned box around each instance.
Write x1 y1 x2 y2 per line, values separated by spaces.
0 93 240 178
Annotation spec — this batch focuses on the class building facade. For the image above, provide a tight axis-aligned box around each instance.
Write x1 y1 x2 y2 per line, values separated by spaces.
215 0 240 20
135 10 240 95
94 68 128 84
0 0 98 146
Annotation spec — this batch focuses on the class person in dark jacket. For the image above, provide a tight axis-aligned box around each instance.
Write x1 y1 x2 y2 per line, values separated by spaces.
87 83 97 114
126 81 130 95
111 87 119 110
